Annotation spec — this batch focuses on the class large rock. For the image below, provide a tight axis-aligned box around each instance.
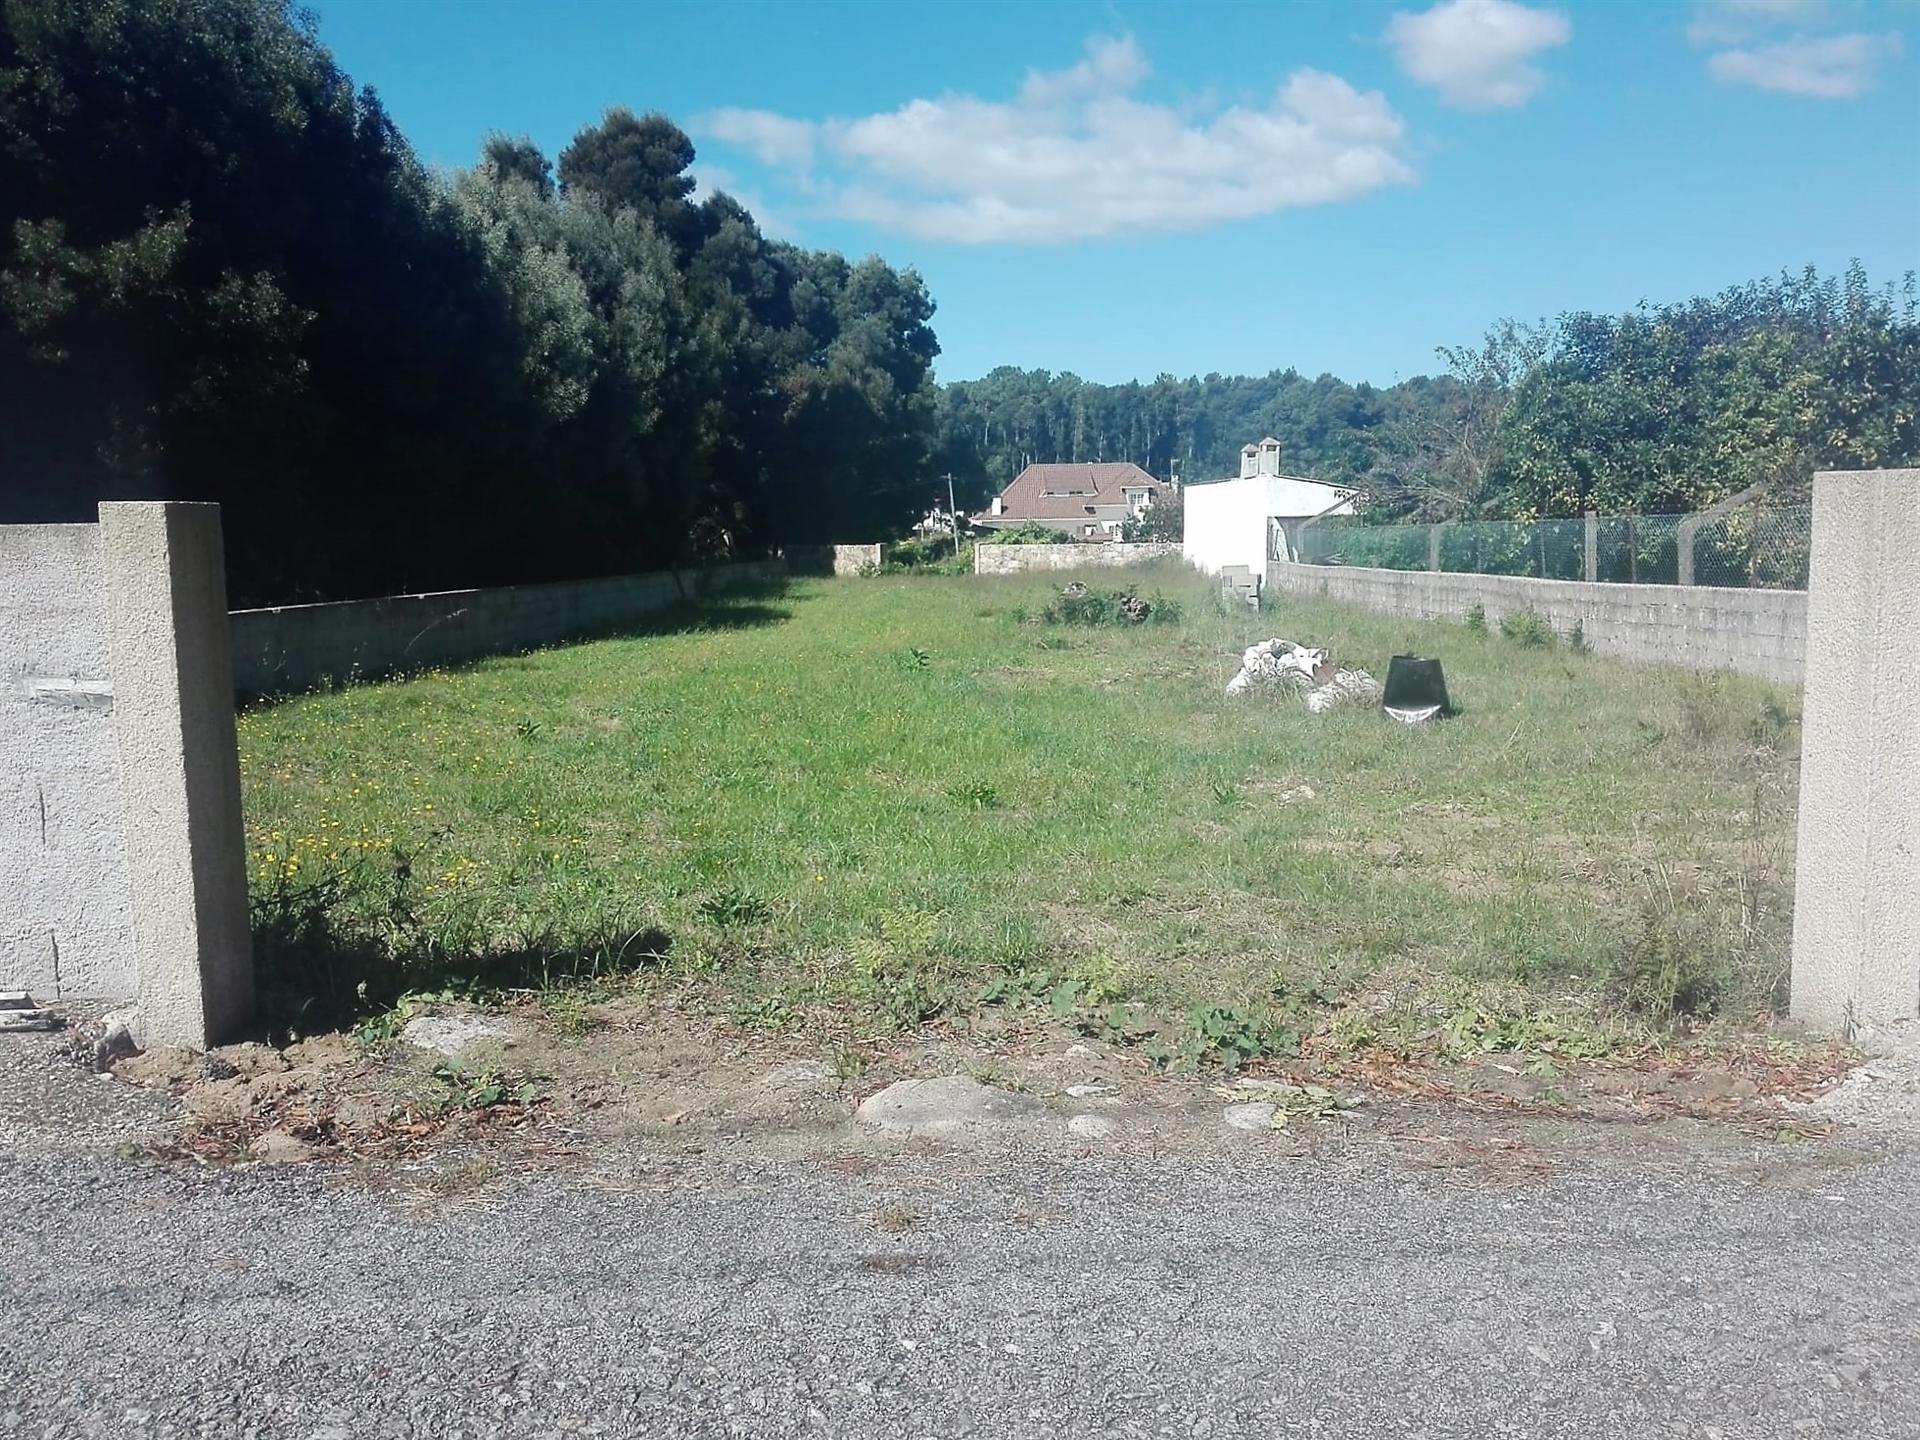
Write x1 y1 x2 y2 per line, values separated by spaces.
400 1015 517 1059
854 1075 1043 1135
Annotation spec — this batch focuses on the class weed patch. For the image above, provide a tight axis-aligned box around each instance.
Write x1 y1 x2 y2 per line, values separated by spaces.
1499 606 1557 648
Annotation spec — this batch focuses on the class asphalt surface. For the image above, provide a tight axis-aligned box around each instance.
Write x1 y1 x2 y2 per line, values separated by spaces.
3 1028 1919 1439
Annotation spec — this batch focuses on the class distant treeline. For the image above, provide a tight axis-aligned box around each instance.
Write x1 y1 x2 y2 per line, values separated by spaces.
938 265 1919 522
4 2 1913 608
0 0 937 604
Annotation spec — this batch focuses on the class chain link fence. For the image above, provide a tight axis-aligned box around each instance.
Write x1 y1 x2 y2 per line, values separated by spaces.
1292 506 1811 589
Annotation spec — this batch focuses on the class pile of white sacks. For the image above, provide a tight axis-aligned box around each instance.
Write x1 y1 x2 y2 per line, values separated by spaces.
1225 638 1382 714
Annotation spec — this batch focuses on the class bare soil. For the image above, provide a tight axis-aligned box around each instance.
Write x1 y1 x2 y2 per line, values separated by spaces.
99 998 1862 1197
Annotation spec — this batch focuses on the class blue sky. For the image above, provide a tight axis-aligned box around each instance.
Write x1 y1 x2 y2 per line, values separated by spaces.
310 0 1918 387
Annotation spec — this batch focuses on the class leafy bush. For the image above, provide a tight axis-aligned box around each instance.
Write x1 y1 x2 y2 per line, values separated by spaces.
881 538 975 574
1463 600 1488 635
986 521 1069 545
1040 585 1181 626
1499 606 1557 648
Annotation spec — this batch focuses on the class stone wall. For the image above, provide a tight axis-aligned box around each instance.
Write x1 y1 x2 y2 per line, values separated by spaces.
833 544 882 576
229 560 784 696
1 504 251 1046
786 544 881 576
1266 556 1806 684
974 542 1181 575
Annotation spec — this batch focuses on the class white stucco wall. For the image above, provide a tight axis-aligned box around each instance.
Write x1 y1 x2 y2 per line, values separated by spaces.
1182 478 1271 577
0 524 135 999
1183 476 1354 576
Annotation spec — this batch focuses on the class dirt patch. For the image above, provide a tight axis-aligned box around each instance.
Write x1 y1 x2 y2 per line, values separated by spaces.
96 993 1863 1191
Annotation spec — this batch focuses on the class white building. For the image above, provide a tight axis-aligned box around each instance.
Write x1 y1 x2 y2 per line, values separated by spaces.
1181 437 1356 576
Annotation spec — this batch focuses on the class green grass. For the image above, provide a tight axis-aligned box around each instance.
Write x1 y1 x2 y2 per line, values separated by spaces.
237 567 1800 1049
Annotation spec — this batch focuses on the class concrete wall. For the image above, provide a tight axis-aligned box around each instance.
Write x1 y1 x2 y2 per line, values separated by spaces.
229 560 783 696
1183 478 1270 578
1 504 251 1046
1 523 133 1001
1790 468 1920 1032
974 542 1181 575
1266 555 1806 684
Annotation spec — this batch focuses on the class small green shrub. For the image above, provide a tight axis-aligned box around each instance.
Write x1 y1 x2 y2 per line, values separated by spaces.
1148 1004 1301 1072
1463 600 1488 635
1499 606 1557 648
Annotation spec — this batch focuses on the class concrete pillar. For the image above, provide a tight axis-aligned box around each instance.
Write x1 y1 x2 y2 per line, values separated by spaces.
1583 512 1598 582
99 503 252 1048
1789 469 1920 1033
1676 516 1698 586
1427 524 1441 572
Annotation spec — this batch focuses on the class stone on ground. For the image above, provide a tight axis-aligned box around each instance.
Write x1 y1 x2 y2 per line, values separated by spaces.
400 1015 516 1058
1223 1102 1277 1131
758 1060 837 1090
1067 1113 1120 1140
854 1075 1043 1134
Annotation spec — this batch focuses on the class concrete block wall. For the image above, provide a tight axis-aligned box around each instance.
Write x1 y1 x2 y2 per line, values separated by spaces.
229 560 783 696
974 542 1181 575
1266 556 1806 684
1 504 251 1046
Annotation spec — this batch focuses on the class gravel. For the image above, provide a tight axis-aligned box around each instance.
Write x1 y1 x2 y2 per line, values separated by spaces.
4 1027 1918 1437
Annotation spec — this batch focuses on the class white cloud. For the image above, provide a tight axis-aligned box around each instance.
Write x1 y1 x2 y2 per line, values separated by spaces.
1384 0 1573 110
694 36 1413 245
703 108 816 169
1707 30 1902 95
1688 0 1831 48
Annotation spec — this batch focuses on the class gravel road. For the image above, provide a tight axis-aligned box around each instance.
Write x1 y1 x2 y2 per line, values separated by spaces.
3 1027 1918 1439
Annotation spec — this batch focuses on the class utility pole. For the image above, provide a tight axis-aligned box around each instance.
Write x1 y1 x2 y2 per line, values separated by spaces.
943 473 960 561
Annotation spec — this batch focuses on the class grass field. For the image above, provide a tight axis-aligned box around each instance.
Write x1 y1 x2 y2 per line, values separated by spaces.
238 567 1801 1061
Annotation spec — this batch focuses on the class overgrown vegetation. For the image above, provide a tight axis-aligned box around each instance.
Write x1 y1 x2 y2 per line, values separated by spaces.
239 569 1802 1049
1038 584 1182 627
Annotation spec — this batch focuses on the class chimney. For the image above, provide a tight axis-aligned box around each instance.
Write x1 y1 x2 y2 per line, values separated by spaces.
991 495 1003 516
1257 437 1282 478
1239 444 1259 481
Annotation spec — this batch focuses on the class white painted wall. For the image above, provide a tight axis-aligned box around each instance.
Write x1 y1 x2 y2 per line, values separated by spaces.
1183 476 1354 575
1183 478 1270 576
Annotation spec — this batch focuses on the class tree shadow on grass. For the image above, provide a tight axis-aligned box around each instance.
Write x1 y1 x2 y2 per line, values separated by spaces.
237 575 806 709
248 860 673 1039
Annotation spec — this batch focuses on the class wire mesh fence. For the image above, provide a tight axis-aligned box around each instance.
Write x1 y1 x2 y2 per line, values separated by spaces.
1291 506 1811 589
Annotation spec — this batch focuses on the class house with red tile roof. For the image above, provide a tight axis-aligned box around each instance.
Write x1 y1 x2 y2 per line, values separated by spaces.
971 461 1163 542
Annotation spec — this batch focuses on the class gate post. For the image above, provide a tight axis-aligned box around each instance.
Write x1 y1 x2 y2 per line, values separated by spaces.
1789 469 1920 1032
100 502 253 1047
